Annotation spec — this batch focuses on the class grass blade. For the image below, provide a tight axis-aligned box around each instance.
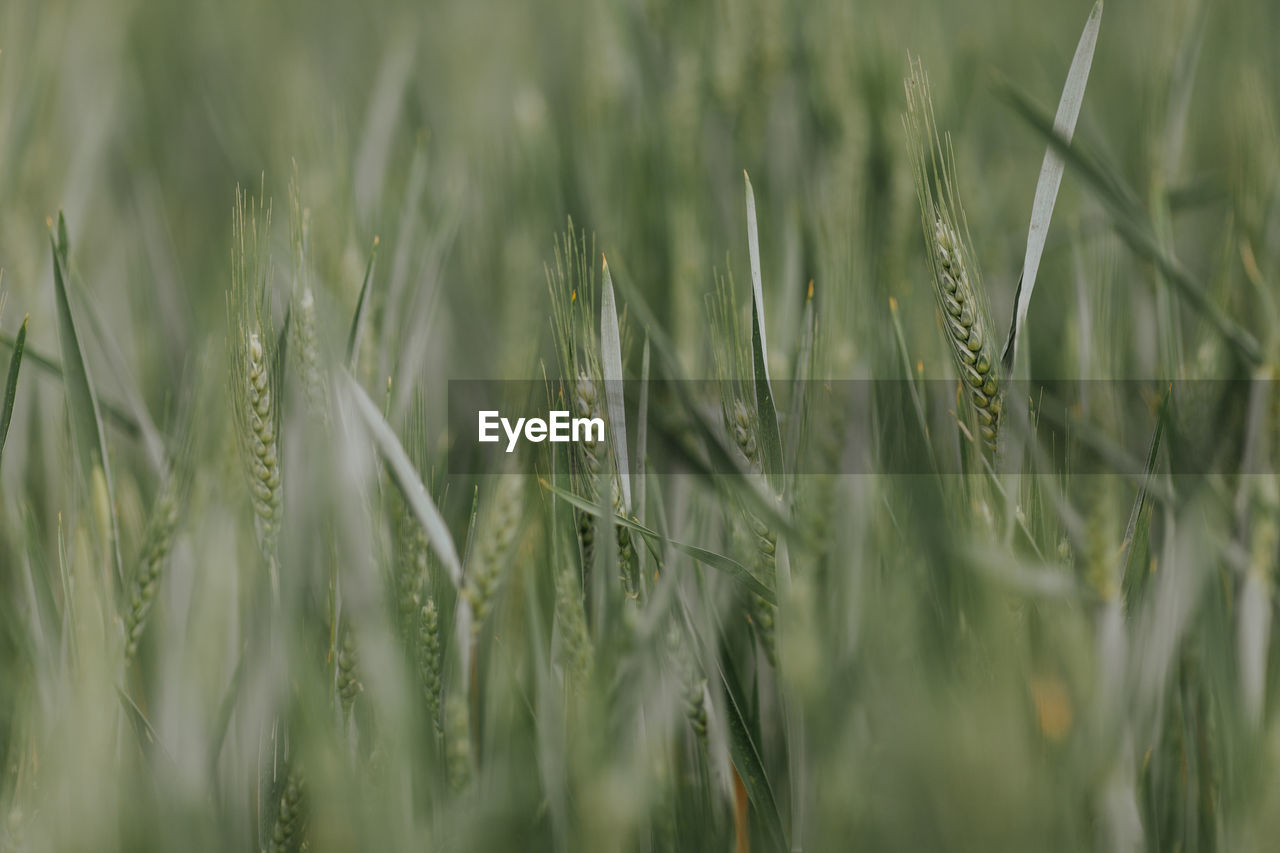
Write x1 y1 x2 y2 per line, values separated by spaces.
347 374 475 688
50 215 123 587
717 652 787 852
600 256 631 511
346 235 381 370
540 478 776 605
1 314 27 466
347 375 462 586
744 172 785 488
1002 0 1103 372
999 84 1262 366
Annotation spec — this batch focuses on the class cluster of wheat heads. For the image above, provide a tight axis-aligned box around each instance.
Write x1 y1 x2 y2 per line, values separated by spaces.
10 0 1280 849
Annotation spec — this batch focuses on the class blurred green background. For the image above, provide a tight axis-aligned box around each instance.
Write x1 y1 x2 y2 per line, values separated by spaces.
1 0 1274 384
4 0 1280 850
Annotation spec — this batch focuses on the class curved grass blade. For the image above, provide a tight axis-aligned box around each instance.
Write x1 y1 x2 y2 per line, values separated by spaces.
346 235 381 370
347 375 474 685
744 172 784 489
1002 0 1104 372
1 314 27 466
600 256 631 512
718 650 787 852
50 218 123 587
999 85 1262 366
540 478 775 605
347 376 461 585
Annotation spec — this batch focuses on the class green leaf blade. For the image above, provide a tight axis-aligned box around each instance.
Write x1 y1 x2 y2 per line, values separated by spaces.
49 218 123 586
718 655 787 852
600 256 631 511
1 314 27 466
999 85 1262 366
1003 0 1104 372
346 235 381 370
744 172 784 487
347 376 463 586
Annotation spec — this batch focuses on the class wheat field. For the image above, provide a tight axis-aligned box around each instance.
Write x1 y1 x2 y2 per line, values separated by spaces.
3 0 1280 850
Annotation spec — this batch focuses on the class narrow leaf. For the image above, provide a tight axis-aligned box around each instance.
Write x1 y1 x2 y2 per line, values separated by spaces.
346 235 381 369
1003 0 1104 371
744 172 771 384
347 376 462 586
49 220 123 587
599 256 631 511
718 654 787 852
1000 86 1262 365
1 314 28 465
744 172 785 487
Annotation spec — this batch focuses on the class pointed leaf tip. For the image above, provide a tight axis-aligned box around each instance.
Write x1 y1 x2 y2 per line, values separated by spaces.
1002 0 1103 371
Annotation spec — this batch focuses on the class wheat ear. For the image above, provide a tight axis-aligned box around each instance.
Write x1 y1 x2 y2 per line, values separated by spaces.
122 483 180 661
904 57 1002 452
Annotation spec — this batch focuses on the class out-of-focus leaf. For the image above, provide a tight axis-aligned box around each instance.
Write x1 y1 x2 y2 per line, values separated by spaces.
346 235 380 369
600 256 631 511
49 215 123 587
1 314 28 466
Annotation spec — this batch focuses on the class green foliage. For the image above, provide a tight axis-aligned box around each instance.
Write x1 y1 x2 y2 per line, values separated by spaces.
3 1 1280 851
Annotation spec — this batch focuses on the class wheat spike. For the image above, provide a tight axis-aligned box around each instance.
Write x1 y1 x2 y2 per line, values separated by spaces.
229 186 284 570
265 768 305 853
904 57 1002 452
445 691 473 792
463 475 524 638
417 599 444 737
553 560 594 686
122 484 180 661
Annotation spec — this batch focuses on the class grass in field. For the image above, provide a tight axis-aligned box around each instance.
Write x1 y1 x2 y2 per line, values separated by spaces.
3 0 1280 851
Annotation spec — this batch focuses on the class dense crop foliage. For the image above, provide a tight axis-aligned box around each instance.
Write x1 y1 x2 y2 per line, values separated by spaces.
3 0 1280 850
